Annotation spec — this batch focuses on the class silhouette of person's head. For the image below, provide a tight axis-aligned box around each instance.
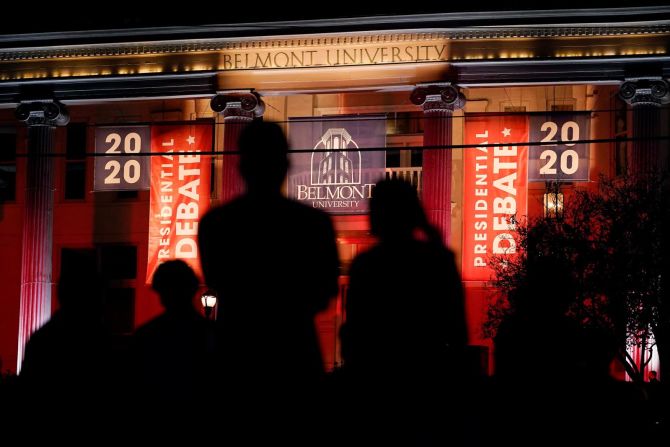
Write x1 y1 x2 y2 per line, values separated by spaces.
151 260 200 313
370 178 424 241
238 121 289 194
649 370 658 381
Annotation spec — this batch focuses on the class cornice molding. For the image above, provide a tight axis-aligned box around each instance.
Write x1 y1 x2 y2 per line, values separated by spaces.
1 6 670 47
0 59 668 105
1 25 670 62
0 73 217 104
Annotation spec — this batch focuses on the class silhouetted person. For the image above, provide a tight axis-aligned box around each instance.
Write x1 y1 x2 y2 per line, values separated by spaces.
198 121 339 422
577 325 648 444
0 356 10 402
491 254 645 445
491 255 580 444
19 251 111 408
339 178 467 445
494 256 580 384
130 260 214 405
647 370 665 431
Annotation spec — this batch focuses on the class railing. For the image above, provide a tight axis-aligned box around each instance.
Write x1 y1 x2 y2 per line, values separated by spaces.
385 167 423 192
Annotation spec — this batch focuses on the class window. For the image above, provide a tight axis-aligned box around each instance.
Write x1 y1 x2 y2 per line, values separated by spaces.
64 123 87 199
386 146 423 168
386 111 423 135
385 135 423 191
100 245 137 335
503 106 527 113
116 190 138 200
60 245 137 335
551 104 575 112
100 245 137 280
0 130 17 202
211 157 216 195
386 135 423 168
386 149 401 168
411 149 423 167
60 248 97 278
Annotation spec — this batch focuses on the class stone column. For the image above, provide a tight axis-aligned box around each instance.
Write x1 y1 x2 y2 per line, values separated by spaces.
619 78 670 175
15 100 69 370
210 90 265 203
411 83 465 244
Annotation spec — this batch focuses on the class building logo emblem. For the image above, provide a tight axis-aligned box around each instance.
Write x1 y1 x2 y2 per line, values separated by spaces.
288 117 386 214
311 128 362 186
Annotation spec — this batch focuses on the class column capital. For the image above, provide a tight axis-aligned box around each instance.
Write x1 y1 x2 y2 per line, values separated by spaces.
411 82 465 112
210 90 265 119
619 78 670 107
15 100 69 126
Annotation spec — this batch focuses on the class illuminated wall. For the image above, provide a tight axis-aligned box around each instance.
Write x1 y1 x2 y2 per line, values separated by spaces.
0 84 637 373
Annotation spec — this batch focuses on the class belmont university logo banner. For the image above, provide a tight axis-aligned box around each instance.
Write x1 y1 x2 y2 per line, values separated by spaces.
288 116 386 214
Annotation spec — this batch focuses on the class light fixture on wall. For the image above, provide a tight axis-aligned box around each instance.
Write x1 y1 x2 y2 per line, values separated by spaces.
201 289 218 320
544 181 564 219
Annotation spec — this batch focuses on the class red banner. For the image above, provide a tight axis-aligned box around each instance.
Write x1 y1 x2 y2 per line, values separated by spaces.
463 115 528 281
147 124 212 283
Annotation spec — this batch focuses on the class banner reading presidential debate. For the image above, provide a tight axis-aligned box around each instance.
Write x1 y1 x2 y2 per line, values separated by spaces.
147 123 212 283
463 114 528 282
288 116 386 214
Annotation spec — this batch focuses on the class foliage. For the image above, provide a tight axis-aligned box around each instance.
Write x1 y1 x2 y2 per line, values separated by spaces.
485 174 670 382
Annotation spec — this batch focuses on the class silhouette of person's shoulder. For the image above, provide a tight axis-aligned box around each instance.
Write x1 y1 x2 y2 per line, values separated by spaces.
281 197 335 229
23 311 103 362
352 239 454 272
210 194 328 218
133 314 171 340
21 311 110 400
201 195 334 243
199 197 251 237
135 311 207 339
21 317 60 374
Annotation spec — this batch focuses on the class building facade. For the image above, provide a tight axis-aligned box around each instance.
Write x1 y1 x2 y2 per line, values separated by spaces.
1 7 669 374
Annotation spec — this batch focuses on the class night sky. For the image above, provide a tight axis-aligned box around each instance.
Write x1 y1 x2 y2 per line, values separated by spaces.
4 1 669 34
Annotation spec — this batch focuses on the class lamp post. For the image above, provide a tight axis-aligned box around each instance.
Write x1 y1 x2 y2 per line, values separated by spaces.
543 181 564 220
201 290 217 320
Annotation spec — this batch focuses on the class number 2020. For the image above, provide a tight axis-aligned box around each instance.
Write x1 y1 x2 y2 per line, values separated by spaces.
539 121 580 176
103 132 142 184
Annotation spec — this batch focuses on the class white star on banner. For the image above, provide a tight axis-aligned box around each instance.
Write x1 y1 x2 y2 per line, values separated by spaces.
502 128 512 137
186 135 196 145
